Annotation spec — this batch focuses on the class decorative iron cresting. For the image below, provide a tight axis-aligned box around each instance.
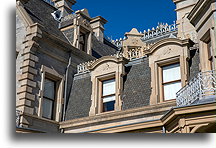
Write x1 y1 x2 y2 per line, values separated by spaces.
176 70 216 107
104 36 126 49
141 22 177 41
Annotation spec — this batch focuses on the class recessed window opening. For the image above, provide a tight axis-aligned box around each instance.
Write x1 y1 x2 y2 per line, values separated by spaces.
79 32 86 52
162 63 181 100
42 78 56 120
102 79 116 112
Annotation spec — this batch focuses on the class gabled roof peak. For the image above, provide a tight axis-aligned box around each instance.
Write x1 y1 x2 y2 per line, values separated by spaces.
125 28 143 37
129 28 139 34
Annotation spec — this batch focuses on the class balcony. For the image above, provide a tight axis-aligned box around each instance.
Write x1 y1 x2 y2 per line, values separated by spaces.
176 70 216 107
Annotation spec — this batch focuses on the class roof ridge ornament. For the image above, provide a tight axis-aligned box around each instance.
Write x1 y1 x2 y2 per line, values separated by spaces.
141 21 177 41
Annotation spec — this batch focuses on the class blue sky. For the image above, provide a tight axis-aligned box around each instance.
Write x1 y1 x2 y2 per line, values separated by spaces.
73 0 176 39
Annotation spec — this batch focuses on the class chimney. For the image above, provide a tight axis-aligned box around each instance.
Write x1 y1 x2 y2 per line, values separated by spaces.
172 0 198 42
52 0 76 17
90 16 108 42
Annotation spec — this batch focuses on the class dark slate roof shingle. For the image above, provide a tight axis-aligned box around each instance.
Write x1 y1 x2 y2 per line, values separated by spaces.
23 0 70 43
92 35 117 58
65 57 152 120
65 73 92 120
122 57 151 110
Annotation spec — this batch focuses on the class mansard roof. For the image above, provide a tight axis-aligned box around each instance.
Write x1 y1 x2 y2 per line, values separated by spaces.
91 35 118 58
65 57 152 120
23 0 70 43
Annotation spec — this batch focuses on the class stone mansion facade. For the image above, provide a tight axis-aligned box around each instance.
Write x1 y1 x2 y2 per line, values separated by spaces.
16 0 216 133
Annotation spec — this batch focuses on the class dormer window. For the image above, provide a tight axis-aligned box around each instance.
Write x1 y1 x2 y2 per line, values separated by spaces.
102 79 116 112
88 56 128 116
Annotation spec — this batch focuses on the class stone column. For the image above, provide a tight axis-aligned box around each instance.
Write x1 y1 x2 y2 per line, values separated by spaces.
210 28 216 70
87 32 92 55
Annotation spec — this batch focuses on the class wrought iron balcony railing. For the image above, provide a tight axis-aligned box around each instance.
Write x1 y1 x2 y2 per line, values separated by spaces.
176 70 216 107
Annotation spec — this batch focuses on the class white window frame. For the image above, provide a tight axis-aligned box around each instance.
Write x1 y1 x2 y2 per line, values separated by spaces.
156 57 184 103
162 63 181 101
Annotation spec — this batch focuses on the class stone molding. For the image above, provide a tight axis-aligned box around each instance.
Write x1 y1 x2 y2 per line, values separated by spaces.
16 1 34 27
61 100 176 129
60 102 216 133
147 38 192 54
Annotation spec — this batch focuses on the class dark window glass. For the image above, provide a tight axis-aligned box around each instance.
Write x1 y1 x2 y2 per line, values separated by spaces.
103 100 115 112
79 32 86 52
42 78 55 120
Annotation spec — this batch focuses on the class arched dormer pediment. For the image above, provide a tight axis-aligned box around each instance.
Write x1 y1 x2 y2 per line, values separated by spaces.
88 56 128 71
148 38 192 55
148 38 192 105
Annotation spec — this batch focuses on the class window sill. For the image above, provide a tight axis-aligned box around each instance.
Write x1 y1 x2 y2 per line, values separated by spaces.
158 99 176 104
96 110 117 116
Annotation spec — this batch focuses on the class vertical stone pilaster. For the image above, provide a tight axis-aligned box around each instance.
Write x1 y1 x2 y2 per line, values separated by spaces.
210 28 216 70
16 23 42 127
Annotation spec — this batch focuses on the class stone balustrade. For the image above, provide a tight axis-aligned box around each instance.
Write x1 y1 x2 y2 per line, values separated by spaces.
77 52 123 74
127 47 143 60
77 59 97 74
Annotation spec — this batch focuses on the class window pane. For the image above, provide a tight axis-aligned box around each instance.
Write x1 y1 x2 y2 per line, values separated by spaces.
102 79 115 96
162 63 180 83
103 100 115 112
42 98 53 119
103 95 115 103
44 79 55 100
164 81 181 100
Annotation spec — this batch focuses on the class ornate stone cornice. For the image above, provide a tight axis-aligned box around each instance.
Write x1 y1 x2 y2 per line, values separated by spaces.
147 38 192 54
